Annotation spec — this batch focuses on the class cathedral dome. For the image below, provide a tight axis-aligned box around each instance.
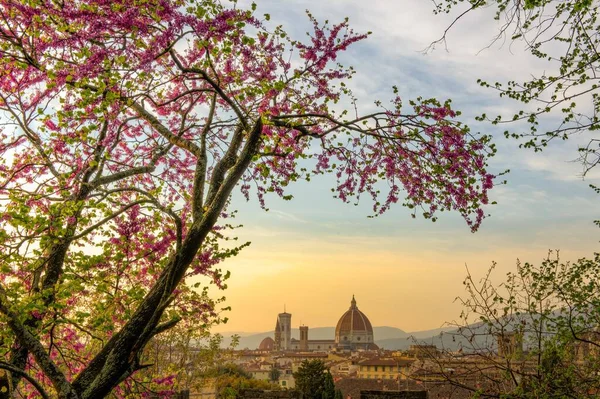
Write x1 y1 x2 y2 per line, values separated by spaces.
335 296 375 349
258 336 275 351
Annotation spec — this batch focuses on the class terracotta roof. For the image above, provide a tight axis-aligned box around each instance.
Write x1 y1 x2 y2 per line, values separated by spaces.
335 296 374 336
278 353 328 358
258 337 275 351
334 377 473 399
290 338 335 343
365 343 380 351
358 358 414 367
237 350 269 355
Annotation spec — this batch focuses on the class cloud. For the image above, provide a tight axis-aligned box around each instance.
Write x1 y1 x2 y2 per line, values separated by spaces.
212 0 600 333
267 209 309 224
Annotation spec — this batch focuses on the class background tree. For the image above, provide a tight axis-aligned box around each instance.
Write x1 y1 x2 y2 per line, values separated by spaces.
0 0 495 397
134 331 240 397
431 0 600 177
425 252 600 398
321 371 335 399
293 360 331 399
208 363 278 399
268 366 280 384
425 3 600 396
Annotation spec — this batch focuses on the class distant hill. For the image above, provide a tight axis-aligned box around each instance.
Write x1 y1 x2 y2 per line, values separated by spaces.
218 326 408 349
219 315 562 352
377 314 572 352
376 321 505 351
405 326 456 339
374 326 460 350
372 326 411 340
216 326 467 350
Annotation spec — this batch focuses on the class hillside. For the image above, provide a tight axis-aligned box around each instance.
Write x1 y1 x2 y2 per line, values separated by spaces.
218 325 464 350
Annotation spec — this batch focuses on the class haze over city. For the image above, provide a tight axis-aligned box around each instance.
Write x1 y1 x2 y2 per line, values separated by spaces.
3 0 600 397
207 0 599 335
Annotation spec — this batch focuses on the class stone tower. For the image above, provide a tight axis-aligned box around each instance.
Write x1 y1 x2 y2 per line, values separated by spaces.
274 308 292 351
278 311 292 350
299 325 309 351
496 331 523 359
274 318 282 351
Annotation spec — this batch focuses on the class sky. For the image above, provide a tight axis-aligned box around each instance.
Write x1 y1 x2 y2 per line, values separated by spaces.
209 0 600 335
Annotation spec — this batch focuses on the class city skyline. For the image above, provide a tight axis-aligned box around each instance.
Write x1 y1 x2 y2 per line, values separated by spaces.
210 0 599 334
2 1 598 397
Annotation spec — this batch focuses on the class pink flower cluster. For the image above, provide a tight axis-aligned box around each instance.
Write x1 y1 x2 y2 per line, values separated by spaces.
0 0 496 396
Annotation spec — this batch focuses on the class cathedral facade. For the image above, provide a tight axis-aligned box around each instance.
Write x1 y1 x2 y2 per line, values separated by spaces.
263 296 378 352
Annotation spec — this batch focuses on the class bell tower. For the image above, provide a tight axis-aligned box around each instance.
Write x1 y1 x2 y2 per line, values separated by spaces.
274 306 292 351
299 325 309 351
277 310 292 350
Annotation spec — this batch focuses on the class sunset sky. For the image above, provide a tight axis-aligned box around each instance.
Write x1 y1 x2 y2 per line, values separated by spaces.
210 0 600 335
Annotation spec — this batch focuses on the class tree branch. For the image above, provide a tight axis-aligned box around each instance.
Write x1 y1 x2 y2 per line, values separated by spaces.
129 101 203 157
0 285 76 398
192 93 216 221
169 49 248 130
0 362 50 399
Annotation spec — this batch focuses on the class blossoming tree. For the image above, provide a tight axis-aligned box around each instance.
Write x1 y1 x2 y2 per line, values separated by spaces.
0 0 495 397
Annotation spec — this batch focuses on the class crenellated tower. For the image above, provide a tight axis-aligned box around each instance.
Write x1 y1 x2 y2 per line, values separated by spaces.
299 325 309 351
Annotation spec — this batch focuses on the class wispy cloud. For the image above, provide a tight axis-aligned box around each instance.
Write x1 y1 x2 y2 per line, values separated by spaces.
210 0 600 334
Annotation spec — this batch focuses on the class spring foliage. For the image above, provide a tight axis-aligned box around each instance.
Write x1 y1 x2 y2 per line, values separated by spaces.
0 0 494 397
433 0 600 176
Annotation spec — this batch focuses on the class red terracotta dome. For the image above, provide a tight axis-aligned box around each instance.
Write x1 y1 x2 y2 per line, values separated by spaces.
335 296 375 349
258 336 275 351
335 296 373 335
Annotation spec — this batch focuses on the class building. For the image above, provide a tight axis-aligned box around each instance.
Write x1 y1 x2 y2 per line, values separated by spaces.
408 345 439 359
496 331 523 359
290 325 335 351
274 311 292 351
335 296 377 350
268 296 378 352
357 358 414 380
573 330 600 363
259 337 275 351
